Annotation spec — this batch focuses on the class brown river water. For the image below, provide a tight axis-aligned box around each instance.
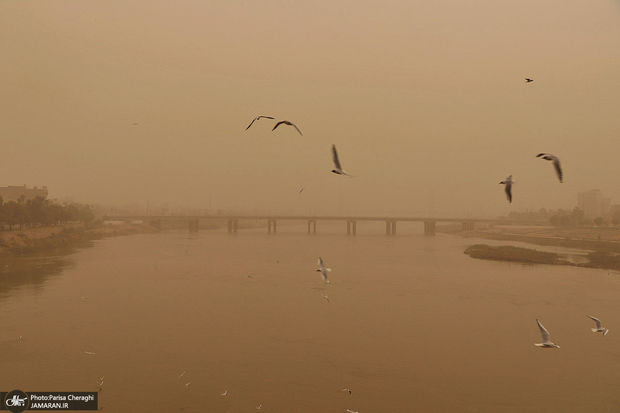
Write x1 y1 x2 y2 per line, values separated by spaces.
1 223 619 412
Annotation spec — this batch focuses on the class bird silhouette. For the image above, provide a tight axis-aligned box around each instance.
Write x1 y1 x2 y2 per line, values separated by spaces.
272 120 303 136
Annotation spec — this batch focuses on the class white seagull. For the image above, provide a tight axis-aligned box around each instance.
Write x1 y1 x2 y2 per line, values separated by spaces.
342 388 352 394
331 145 354 177
588 315 609 336
536 153 563 183
499 175 513 203
221 390 227 396
185 382 191 389
245 116 275 130
320 293 330 303
317 257 332 285
272 120 303 136
535 319 560 348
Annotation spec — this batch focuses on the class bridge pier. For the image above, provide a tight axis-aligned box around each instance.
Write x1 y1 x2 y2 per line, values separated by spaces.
188 219 199 233
307 219 316 234
228 219 238 233
268 219 277 234
424 220 436 236
462 221 475 231
386 220 396 235
347 220 357 235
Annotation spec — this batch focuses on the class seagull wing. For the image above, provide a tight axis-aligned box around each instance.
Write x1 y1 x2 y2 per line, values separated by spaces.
291 123 303 136
588 315 603 329
272 121 286 131
500 179 512 203
553 158 563 183
537 319 551 343
332 145 342 170
318 257 325 270
246 118 258 130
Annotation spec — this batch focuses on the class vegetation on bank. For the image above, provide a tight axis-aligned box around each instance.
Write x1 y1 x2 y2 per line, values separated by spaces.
464 244 620 271
0 196 95 230
464 244 561 265
0 224 158 257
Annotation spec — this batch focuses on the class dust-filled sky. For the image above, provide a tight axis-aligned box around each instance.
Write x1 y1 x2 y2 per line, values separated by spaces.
1 0 619 217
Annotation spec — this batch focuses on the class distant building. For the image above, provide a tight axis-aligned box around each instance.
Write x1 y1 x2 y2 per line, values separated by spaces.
0 185 48 202
577 189 611 219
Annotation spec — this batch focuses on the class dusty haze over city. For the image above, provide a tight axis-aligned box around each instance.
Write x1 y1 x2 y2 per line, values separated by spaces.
1 0 619 217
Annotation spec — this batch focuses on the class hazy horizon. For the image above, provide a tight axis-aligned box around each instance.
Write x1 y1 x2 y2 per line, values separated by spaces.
2 0 619 217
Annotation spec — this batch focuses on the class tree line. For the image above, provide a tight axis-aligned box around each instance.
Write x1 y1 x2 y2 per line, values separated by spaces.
0 196 95 230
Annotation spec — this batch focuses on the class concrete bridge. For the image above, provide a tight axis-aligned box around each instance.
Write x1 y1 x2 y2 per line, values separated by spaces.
104 214 528 236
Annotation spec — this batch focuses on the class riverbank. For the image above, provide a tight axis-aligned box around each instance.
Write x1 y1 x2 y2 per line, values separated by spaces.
440 223 620 270
439 223 620 253
463 244 620 270
0 222 159 257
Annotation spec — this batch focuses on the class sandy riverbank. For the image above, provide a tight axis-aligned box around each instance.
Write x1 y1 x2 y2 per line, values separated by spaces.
439 223 620 253
0 222 159 257
439 223 620 270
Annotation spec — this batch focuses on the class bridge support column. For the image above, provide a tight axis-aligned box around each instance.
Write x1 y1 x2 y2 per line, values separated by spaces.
462 221 475 231
424 220 436 236
307 219 316 234
228 219 238 233
268 219 277 234
188 219 199 233
346 220 357 235
385 220 396 235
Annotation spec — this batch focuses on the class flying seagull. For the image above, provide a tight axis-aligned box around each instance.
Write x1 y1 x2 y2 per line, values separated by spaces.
535 319 560 348
342 388 352 395
525 78 534 83
499 175 513 203
588 315 609 336
320 293 330 303
221 390 227 396
317 257 332 285
246 116 275 130
272 120 303 136
536 153 563 183
331 145 354 177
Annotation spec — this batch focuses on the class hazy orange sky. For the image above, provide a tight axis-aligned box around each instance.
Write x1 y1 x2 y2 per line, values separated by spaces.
1 0 619 217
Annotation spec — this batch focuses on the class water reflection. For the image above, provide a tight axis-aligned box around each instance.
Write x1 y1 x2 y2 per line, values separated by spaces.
0 252 75 299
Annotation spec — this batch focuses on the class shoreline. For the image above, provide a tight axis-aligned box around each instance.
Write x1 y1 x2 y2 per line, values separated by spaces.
440 224 620 270
0 223 160 258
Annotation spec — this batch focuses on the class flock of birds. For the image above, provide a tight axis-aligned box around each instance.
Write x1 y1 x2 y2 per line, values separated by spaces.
246 116 355 177
500 153 563 204
247 113 564 200
535 316 609 349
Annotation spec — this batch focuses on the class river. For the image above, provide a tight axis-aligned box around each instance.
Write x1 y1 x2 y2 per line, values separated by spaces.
1 223 619 412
